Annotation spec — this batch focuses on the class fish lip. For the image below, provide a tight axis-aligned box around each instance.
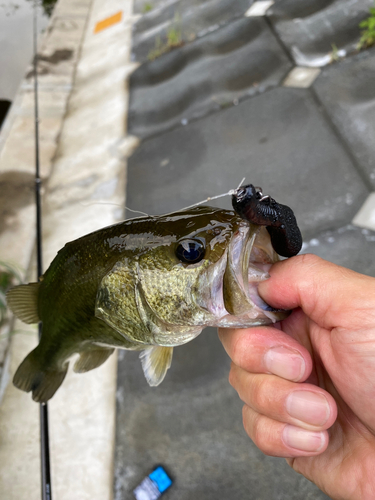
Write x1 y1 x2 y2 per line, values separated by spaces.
205 223 289 325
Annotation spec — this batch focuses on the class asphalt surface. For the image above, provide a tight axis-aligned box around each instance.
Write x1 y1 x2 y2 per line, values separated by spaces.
113 1 375 498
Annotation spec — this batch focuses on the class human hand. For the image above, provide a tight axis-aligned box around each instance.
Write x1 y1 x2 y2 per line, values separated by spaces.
218 254 375 500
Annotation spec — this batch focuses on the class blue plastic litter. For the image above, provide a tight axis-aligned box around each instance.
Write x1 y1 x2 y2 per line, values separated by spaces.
133 466 173 499
149 466 173 493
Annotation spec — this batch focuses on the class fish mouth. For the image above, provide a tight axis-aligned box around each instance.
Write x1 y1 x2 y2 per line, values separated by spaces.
203 223 290 327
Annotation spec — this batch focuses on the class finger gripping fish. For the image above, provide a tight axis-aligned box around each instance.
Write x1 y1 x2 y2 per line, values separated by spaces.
7 199 299 403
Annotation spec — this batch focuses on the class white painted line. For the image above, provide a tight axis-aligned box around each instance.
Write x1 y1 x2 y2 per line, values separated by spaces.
352 192 375 231
282 67 321 88
245 1 274 17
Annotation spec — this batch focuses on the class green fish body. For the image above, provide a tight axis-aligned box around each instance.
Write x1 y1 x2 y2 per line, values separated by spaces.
7 206 288 402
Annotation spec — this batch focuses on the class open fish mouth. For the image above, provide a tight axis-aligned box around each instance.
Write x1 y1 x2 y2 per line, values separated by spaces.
201 222 289 327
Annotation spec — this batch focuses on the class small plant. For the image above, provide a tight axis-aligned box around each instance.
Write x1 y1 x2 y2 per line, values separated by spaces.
0 261 21 326
148 36 164 61
329 43 345 63
358 4 375 49
147 14 183 61
167 26 181 46
330 43 340 62
26 0 58 17
142 2 153 14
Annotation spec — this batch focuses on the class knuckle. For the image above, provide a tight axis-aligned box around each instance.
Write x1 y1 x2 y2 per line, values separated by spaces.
251 376 271 410
251 416 270 454
242 405 254 436
242 406 276 457
228 366 237 388
230 333 246 367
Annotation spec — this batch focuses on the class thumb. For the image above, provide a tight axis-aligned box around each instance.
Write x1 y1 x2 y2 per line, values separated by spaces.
259 254 375 330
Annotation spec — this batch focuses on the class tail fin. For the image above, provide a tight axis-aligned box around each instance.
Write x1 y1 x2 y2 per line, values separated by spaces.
13 347 68 403
6 283 40 324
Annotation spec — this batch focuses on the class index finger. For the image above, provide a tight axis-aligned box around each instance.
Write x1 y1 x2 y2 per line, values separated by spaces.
218 326 312 383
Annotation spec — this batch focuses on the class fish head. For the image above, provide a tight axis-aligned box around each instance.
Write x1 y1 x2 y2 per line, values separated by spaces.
95 207 288 347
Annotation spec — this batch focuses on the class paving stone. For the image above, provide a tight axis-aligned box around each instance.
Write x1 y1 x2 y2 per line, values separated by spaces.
353 192 375 231
302 224 375 277
0 0 48 102
114 330 330 500
126 86 368 237
131 0 252 62
245 0 274 17
128 17 292 139
313 48 375 188
283 66 321 88
24 14 88 88
268 0 374 67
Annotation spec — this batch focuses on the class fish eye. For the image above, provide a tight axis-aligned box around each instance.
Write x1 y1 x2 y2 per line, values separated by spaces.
175 239 205 264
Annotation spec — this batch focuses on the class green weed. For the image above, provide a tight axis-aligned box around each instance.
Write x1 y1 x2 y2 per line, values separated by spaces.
147 14 183 60
26 0 57 17
0 261 21 326
358 4 375 49
330 43 339 61
142 2 153 13
330 43 344 62
167 26 181 46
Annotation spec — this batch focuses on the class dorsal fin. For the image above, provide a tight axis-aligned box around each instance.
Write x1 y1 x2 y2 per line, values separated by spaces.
140 346 174 386
6 282 40 324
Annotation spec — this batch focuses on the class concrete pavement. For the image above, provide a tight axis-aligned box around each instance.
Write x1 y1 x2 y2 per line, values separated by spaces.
0 0 136 498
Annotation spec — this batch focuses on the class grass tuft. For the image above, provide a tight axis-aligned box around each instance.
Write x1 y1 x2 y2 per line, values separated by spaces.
358 4 375 49
142 2 153 14
147 14 183 60
0 261 21 326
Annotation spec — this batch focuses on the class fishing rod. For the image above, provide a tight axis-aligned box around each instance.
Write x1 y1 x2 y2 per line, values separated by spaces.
33 1 52 499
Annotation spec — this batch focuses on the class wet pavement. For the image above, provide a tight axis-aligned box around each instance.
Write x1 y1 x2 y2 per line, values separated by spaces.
0 0 48 102
115 1 375 499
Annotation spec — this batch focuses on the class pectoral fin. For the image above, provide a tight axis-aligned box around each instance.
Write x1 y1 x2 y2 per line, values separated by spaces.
140 346 173 387
74 347 115 373
6 282 40 324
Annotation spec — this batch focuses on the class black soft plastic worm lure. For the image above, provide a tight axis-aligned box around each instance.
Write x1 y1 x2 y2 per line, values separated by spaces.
232 184 302 258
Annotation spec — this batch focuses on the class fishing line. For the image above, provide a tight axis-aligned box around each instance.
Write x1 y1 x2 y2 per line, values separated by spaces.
177 177 246 212
80 177 247 219
79 200 150 217
33 1 52 499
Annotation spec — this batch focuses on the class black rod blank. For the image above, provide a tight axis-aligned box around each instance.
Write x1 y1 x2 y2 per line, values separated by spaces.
33 1 52 499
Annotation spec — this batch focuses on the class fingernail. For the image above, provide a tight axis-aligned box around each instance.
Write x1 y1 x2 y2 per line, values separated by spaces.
286 391 330 426
283 425 325 452
264 346 305 381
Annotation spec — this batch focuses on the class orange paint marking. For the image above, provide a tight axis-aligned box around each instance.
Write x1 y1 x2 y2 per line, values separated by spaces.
94 11 123 34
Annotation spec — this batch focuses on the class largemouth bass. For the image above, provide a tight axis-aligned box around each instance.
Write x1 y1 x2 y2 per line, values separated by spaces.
7 205 290 402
